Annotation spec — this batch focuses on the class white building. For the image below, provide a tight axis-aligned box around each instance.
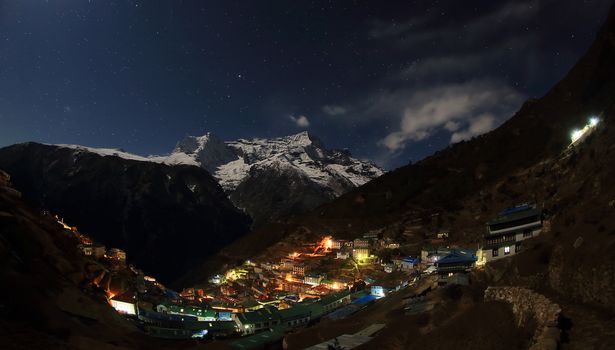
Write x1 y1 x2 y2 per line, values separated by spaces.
304 273 324 286
478 204 543 264
110 291 137 315
370 286 385 298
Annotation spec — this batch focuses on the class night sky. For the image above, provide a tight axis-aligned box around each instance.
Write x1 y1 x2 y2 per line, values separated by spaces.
0 1 612 169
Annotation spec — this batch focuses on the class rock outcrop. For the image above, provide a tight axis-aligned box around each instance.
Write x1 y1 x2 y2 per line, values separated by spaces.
484 287 561 350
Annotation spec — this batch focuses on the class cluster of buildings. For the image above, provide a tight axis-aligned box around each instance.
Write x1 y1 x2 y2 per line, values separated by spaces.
50 199 545 345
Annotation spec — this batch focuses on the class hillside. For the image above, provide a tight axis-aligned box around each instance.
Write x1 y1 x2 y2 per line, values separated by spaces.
183 5 615 348
0 143 251 285
0 170 150 349
201 2 615 271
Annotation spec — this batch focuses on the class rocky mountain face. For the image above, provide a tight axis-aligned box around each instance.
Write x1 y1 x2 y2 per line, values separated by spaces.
0 143 251 285
156 131 384 225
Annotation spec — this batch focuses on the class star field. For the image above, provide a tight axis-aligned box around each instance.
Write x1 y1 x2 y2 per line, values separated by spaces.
0 0 612 168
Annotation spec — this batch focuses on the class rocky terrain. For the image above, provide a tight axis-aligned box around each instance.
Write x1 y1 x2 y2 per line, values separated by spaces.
154 131 384 225
0 143 251 285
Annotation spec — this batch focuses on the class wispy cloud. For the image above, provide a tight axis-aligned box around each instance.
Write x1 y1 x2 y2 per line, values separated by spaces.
289 114 310 128
322 105 347 116
378 80 524 151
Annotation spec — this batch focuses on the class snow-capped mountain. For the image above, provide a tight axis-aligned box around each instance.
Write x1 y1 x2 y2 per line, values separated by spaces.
159 131 383 193
157 131 384 224
49 132 383 225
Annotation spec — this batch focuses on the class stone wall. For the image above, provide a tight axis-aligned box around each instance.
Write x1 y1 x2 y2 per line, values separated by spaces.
484 286 561 350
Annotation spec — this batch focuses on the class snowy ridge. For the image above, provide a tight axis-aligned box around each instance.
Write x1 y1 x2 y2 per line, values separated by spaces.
168 131 384 193
53 131 384 197
54 144 154 162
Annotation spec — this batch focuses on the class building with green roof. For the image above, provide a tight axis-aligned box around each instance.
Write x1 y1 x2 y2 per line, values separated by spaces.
157 302 217 321
230 326 286 350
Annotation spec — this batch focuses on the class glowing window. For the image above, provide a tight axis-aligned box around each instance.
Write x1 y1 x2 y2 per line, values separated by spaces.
504 246 511 255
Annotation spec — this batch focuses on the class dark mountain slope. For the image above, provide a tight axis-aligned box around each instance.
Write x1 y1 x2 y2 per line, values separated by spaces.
0 170 148 349
0 143 251 285
192 4 615 280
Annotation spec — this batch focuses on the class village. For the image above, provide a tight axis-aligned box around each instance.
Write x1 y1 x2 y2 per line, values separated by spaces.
50 196 547 349
38 116 602 349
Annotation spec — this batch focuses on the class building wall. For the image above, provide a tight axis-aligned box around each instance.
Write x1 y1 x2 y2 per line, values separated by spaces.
483 228 541 262
111 300 136 315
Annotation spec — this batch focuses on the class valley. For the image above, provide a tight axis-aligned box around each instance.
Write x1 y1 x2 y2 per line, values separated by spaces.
2 1 615 350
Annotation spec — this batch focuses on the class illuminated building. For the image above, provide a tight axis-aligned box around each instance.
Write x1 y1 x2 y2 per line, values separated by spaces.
304 272 324 286
156 302 217 321
352 248 369 261
420 247 452 265
336 251 349 259
399 256 419 270
232 308 282 335
292 263 306 276
77 243 93 256
332 240 346 250
370 286 386 298
353 238 370 248
570 116 600 146
479 204 543 263
110 291 137 315
106 248 127 263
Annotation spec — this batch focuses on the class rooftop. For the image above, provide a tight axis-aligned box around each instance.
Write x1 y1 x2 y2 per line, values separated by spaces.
231 326 286 350
487 206 541 226
236 307 281 324
436 252 477 265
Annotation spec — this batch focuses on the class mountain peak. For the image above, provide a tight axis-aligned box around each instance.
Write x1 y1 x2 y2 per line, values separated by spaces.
160 131 384 224
173 132 222 154
168 133 236 172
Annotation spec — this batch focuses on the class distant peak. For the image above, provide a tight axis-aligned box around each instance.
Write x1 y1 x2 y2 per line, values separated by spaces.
285 130 320 144
174 132 223 154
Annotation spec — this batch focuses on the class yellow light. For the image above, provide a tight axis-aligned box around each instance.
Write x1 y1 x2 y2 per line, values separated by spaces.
570 129 584 143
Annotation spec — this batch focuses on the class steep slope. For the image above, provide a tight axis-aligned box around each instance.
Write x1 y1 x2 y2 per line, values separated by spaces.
186 6 615 348
0 143 251 285
0 170 152 349
157 131 384 225
198 3 615 281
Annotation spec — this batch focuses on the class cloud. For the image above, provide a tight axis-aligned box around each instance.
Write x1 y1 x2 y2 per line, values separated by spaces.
450 113 497 143
289 115 310 128
377 80 524 152
322 105 347 116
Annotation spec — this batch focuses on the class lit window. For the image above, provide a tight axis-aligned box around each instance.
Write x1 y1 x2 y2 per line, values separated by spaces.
504 246 510 255
492 248 499 257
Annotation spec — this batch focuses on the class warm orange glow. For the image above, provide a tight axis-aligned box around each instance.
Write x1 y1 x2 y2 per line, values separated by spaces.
325 237 333 249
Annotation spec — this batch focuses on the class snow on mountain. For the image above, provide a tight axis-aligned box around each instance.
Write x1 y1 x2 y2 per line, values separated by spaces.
54 132 383 194
52 132 384 225
162 131 384 193
53 144 154 162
